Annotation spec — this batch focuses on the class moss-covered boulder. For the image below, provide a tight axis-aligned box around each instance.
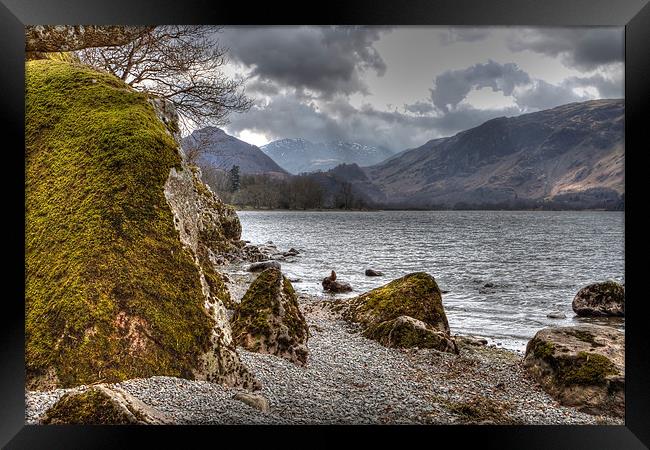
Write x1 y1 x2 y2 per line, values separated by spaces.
231 268 309 365
572 281 625 317
42 385 170 424
336 272 456 352
26 59 256 390
364 315 457 353
523 325 624 417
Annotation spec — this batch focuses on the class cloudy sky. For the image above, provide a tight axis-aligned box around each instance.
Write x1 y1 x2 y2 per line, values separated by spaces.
214 26 623 151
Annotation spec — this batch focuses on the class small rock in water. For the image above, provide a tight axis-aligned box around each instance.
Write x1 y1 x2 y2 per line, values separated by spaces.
483 282 495 288
322 270 352 293
547 312 567 319
233 392 270 413
365 269 383 277
248 261 281 272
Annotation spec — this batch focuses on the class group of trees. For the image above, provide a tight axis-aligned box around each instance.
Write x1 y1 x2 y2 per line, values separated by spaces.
201 167 367 210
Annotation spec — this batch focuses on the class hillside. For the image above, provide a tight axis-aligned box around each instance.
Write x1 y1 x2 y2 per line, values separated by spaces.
358 99 624 209
261 138 394 174
183 127 287 176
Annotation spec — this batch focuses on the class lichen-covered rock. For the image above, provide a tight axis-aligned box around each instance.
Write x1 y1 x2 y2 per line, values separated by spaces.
25 59 257 390
231 268 309 365
572 281 625 317
335 272 455 352
364 315 458 353
42 385 171 424
523 325 624 417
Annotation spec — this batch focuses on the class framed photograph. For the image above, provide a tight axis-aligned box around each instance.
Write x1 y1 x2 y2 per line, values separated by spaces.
2 0 648 448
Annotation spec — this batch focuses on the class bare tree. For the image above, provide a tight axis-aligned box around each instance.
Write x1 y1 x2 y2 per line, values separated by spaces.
75 26 251 131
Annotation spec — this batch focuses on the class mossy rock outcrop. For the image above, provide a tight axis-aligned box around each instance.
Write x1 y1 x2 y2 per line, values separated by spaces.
231 268 309 365
336 272 456 353
26 59 256 390
572 281 625 317
523 325 624 417
42 385 171 424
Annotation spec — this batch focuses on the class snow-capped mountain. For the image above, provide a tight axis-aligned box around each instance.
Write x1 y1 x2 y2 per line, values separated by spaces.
260 138 394 174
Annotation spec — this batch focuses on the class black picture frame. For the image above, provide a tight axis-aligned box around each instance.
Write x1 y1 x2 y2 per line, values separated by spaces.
1 0 648 448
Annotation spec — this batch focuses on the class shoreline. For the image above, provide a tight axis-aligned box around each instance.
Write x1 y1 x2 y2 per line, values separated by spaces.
235 207 623 213
26 293 622 425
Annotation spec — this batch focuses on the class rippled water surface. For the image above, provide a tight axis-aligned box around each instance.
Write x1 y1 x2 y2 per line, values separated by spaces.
238 210 624 350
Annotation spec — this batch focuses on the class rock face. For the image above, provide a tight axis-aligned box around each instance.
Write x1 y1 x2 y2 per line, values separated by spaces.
523 325 624 417
25 59 257 390
572 281 625 317
231 268 309 365
42 385 171 424
336 272 457 353
322 271 353 293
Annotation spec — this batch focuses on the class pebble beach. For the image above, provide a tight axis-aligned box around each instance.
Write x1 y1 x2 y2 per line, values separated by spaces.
26 292 622 425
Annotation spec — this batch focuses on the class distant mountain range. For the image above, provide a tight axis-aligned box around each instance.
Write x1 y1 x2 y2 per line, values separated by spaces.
186 99 624 210
330 99 624 209
260 139 394 174
182 127 287 176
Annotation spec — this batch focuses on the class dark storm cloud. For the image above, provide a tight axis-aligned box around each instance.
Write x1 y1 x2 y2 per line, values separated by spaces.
430 60 531 112
220 27 623 151
244 78 280 96
225 90 523 151
219 26 389 97
564 73 624 98
403 101 436 115
439 28 491 45
507 28 624 71
513 79 584 110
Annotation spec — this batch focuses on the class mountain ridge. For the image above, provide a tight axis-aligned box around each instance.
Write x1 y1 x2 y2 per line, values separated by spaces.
183 127 288 176
322 99 624 210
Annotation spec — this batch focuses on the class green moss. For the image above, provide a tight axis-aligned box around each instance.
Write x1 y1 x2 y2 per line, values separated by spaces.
231 268 307 343
26 60 213 388
559 352 618 386
528 338 556 360
42 389 134 424
347 272 448 331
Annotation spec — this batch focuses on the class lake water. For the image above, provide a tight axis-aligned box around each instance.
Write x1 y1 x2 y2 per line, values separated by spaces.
238 210 625 351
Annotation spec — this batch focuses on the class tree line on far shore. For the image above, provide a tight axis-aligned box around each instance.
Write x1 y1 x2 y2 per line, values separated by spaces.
201 166 368 210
